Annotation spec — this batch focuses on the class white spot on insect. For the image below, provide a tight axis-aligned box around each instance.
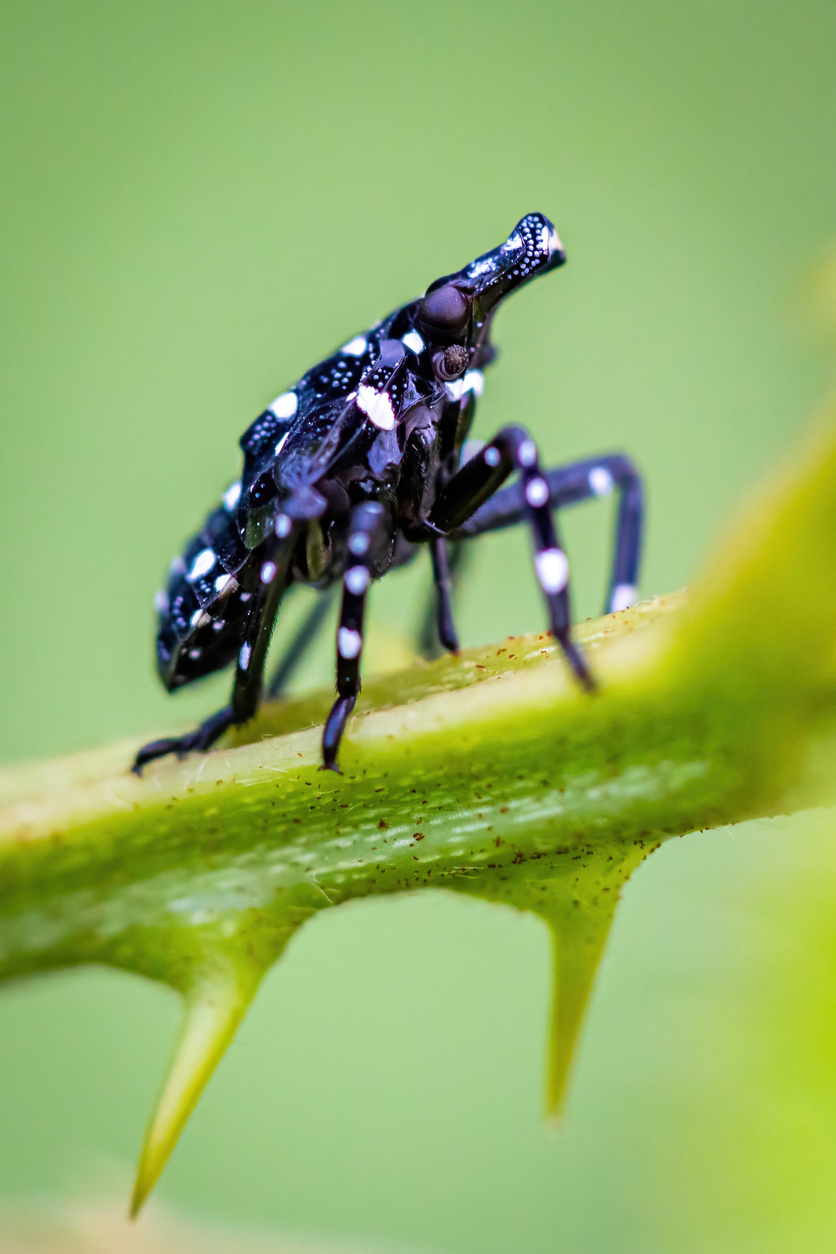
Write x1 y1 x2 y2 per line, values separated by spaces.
463 369 484 397
461 438 485 467
402 330 424 354
223 481 241 511
188 648 202 659
342 336 367 357
274 431 290 457
484 446 501 468
260 561 277 584
239 592 252 602
349 531 370 556
190 608 210 629
275 513 292 538
518 439 537 468
269 391 298 419
468 257 497 279
214 573 234 595
345 565 370 595
544 224 564 255
446 371 484 402
525 477 549 508
212 619 226 632
338 627 362 659
356 384 396 430
589 466 614 497
239 643 252 670
187 548 216 581
154 590 169 614
501 231 523 252
611 583 638 612
535 548 569 594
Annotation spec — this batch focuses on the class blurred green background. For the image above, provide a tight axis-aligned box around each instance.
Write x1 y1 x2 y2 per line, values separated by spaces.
2 0 836 1250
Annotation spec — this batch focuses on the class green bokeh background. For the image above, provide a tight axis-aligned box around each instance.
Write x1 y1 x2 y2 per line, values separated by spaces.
2 1 836 1249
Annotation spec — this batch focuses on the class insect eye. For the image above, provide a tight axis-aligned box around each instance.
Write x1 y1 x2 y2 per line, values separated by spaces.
432 345 469 381
417 285 469 337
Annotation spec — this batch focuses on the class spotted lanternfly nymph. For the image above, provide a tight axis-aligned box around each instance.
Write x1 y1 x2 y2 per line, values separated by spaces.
135 213 643 774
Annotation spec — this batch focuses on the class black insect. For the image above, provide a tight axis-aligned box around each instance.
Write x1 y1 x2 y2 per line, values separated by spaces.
134 213 643 775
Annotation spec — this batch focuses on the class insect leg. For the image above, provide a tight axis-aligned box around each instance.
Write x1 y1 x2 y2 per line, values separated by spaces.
132 705 238 772
133 522 300 773
429 536 460 653
449 453 643 615
417 540 469 658
430 427 594 690
229 536 299 727
321 502 388 772
266 586 338 700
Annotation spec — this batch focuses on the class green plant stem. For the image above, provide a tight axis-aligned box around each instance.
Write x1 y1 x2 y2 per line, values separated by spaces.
3 411 836 1211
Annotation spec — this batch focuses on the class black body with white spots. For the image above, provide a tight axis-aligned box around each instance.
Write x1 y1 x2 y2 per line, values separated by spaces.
136 213 644 773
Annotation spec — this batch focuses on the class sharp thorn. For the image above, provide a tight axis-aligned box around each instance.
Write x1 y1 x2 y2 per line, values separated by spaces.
130 964 260 1218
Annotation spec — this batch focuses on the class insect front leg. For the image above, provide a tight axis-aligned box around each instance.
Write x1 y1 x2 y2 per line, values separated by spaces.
449 453 643 615
321 502 389 772
430 426 594 690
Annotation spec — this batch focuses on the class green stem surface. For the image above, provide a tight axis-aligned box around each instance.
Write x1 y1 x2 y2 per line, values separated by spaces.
3 411 836 1211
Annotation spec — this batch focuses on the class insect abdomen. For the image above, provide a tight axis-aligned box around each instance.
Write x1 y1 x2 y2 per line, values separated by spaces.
155 496 255 691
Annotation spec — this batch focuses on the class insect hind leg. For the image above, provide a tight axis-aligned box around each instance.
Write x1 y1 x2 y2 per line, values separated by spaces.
449 452 643 616
132 705 235 773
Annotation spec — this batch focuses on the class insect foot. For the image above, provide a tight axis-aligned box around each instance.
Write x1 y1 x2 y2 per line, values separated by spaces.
132 706 235 774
